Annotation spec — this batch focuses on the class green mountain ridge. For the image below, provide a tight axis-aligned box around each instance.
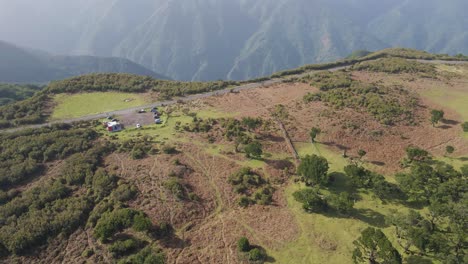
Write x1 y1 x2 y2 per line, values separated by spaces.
0 40 169 83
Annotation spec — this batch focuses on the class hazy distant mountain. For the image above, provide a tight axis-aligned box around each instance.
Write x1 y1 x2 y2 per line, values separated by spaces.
0 0 466 81
0 40 168 83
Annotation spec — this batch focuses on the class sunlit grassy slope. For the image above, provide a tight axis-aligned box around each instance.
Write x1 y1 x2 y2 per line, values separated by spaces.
51 92 148 119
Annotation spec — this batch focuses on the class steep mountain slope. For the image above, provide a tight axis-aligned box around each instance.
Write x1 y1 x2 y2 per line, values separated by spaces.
0 40 168 83
368 0 468 55
0 0 466 81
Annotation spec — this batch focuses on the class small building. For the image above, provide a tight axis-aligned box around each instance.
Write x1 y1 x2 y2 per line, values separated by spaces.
106 121 123 132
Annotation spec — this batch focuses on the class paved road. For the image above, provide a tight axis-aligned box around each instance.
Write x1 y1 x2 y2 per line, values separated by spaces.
2 59 467 133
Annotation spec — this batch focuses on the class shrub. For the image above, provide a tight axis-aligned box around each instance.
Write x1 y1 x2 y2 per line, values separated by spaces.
93 208 137 242
132 213 153 232
162 146 177 154
112 184 138 202
81 248 94 258
446 145 455 155
244 141 263 159
163 178 185 199
462 122 468 132
117 246 165 264
108 238 140 257
238 196 253 208
249 248 267 262
237 237 251 252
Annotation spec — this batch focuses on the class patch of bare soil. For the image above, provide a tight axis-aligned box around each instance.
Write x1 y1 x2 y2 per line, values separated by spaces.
203 82 317 118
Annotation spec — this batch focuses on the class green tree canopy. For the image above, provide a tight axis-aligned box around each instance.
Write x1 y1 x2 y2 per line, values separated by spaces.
430 109 444 126
297 155 329 186
352 227 402 264
244 141 263 159
309 127 321 143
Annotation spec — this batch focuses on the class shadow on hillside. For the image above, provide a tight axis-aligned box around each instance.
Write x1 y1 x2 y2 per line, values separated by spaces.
265 159 295 170
263 134 285 142
369 160 385 166
442 119 459 125
458 157 468 162
353 208 388 228
438 125 452 130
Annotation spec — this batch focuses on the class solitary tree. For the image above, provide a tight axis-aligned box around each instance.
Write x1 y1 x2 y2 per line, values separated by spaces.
430 109 444 127
244 141 263 159
445 145 455 156
352 227 402 264
297 155 329 186
310 127 321 143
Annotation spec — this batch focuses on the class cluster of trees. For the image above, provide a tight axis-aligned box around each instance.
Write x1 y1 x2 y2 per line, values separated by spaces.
0 125 98 188
228 167 274 207
352 227 402 264
47 73 238 98
302 71 356 91
304 77 417 125
180 116 215 133
352 58 436 74
237 237 268 263
0 83 43 106
294 155 357 215
219 117 264 158
0 137 114 255
0 93 49 128
0 125 167 262
93 208 153 242
293 187 354 215
117 136 156 160
392 159 467 262
344 164 404 201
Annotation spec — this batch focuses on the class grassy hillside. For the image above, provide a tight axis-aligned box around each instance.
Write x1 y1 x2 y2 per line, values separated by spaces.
0 53 467 263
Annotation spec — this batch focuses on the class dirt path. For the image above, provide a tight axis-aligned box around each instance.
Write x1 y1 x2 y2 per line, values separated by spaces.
2 59 466 134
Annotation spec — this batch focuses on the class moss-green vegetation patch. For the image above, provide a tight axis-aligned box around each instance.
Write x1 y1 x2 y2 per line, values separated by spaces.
47 73 239 98
352 58 436 75
52 92 148 119
303 72 418 125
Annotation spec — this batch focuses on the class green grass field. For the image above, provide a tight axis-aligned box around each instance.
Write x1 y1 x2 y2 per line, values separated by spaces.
51 92 149 119
267 142 421 263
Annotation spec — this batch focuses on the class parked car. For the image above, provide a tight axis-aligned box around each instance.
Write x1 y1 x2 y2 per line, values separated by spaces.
137 109 146 113
155 118 162 124
136 124 142 128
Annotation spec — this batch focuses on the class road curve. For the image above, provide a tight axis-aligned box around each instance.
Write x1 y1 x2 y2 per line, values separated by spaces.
2 59 467 133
